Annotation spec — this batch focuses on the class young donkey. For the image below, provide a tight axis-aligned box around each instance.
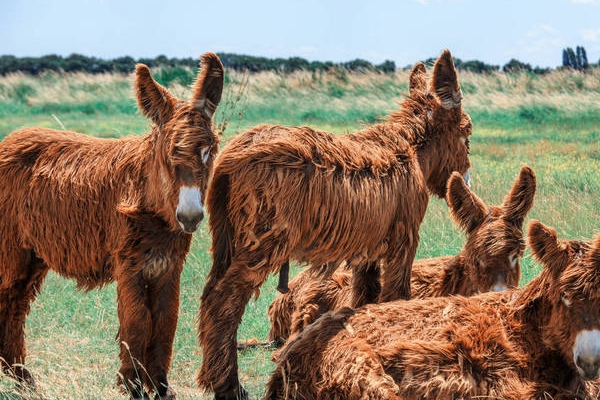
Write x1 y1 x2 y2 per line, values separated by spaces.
198 50 472 399
267 166 536 345
0 53 224 399
267 220 600 399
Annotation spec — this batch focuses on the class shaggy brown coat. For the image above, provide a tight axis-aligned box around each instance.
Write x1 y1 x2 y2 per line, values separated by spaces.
0 53 224 399
266 220 600 400
267 166 536 345
197 50 472 399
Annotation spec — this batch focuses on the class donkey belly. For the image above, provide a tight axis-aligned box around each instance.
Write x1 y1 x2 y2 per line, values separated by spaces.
17 181 120 287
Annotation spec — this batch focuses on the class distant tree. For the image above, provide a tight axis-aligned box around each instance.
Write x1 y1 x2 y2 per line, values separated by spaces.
460 60 499 74
112 56 135 73
503 59 532 73
342 58 374 72
577 46 589 69
562 46 588 70
376 60 396 74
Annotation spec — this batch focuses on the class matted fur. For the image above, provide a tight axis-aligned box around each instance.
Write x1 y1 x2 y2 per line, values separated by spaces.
267 166 536 345
0 53 224 398
197 50 472 399
266 220 600 400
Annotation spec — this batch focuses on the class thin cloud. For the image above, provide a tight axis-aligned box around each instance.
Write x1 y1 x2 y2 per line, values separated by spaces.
513 25 566 67
581 28 600 42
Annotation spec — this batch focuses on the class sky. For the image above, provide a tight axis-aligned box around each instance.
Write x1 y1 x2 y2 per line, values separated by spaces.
2 0 600 69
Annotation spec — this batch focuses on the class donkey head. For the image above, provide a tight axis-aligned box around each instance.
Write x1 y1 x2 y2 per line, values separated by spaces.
529 220 600 381
134 52 224 233
447 166 536 293
403 50 472 198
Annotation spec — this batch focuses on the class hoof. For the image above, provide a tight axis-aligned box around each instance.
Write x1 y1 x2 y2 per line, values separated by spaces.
214 385 248 400
155 385 176 400
9 365 36 389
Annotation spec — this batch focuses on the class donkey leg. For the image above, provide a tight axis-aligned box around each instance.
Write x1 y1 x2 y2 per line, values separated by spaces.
380 238 419 302
145 267 182 400
350 261 381 308
116 273 152 399
0 252 48 388
197 259 271 400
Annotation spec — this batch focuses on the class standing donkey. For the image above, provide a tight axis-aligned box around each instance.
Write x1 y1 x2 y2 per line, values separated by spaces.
267 166 537 345
0 53 224 399
197 50 472 399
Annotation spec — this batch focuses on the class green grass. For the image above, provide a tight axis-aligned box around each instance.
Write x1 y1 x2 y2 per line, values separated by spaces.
0 67 599 398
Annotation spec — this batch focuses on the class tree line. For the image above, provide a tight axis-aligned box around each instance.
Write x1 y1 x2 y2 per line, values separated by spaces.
0 47 595 76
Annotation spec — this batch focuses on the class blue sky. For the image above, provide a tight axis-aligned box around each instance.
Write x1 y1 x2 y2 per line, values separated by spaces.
2 0 599 68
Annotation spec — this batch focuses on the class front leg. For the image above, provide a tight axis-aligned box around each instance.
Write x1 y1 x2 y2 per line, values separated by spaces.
145 263 183 400
116 269 152 399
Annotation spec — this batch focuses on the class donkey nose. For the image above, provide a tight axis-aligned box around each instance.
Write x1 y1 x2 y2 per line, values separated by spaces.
491 283 508 292
491 275 508 292
176 186 203 233
574 330 600 380
176 210 204 233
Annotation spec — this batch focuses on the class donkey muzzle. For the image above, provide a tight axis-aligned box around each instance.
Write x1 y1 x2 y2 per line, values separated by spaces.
574 330 600 380
176 186 203 233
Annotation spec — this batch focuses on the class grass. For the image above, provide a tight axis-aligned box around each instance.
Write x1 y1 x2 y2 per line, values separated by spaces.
0 66 599 398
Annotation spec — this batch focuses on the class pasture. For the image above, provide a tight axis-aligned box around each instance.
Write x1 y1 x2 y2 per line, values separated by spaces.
0 65 599 399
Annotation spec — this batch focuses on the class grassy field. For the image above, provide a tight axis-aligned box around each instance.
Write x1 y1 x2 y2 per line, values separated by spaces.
0 65 599 399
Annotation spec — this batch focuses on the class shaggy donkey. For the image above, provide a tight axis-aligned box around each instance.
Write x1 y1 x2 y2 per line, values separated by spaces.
0 53 224 399
267 166 537 345
266 220 600 400
197 50 472 399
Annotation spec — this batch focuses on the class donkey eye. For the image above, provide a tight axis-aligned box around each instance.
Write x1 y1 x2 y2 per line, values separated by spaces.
200 146 211 164
561 293 572 307
508 253 518 269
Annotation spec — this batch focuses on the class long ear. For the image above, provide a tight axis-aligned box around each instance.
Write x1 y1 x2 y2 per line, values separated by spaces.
587 233 600 269
192 52 224 119
135 64 177 126
431 49 462 109
447 171 487 233
502 166 536 228
528 220 571 275
409 62 427 96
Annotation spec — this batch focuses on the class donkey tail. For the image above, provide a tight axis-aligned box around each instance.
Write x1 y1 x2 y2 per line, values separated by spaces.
203 172 234 294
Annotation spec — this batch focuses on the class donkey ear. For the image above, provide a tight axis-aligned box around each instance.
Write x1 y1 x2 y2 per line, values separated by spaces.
192 52 225 119
409 62 427 96
502 166 536 228
431 49 462 110
447 171 487 233
587 233 600 269
135 64 177 127
528 220 571 275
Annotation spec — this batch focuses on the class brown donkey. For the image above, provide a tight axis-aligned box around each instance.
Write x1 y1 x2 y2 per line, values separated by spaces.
198 50 472 399
0 53 224 399
266 220 600 399
267 166 537 345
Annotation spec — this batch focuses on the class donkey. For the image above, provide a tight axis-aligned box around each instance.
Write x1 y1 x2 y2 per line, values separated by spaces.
267 166 536 345
197 50 472 399
0 53 224 399
266 220 600 400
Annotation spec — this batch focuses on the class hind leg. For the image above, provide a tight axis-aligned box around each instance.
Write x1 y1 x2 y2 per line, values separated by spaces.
0 250 49 387
351 261 381 308
197 258 272 400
